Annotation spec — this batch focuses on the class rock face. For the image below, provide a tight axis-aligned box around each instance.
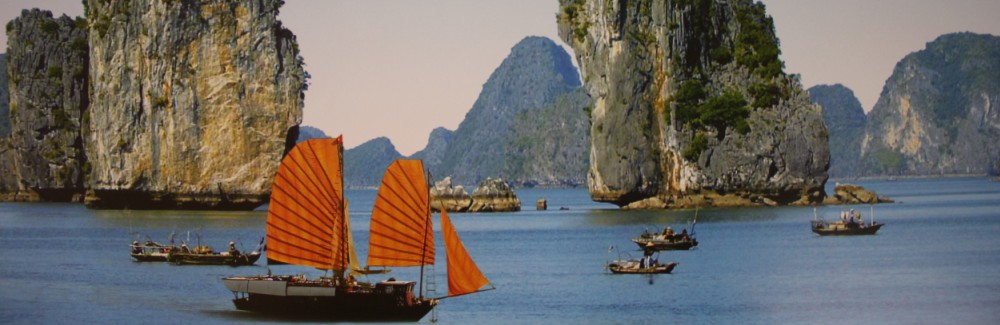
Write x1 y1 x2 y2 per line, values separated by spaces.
505 87 591 187
409 127 453 172
861 33 1000 176
468 177 521 212
83 0 305 209
809 84 866 178
429 36 585 186
558 0 829 208
429 176 472 212
2 9 89 201
0 53 8 137
0 53 14 199
344 137 402 189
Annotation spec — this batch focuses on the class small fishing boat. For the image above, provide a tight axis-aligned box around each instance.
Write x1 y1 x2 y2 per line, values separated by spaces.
632 233 698 251
608 259 679 274
811 207 884 236
607 245 678 274
632 212 699 251
170 243 262 266
221 137 493 322
130 239 178 262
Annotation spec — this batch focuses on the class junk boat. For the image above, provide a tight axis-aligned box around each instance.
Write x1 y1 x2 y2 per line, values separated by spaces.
811 207 883 236
221 137 492 322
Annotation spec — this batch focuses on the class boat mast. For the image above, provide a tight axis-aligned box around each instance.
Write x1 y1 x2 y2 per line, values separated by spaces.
418 170 432 299
338 138 348 274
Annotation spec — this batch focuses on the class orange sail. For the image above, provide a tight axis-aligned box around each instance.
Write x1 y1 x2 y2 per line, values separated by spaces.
367 160 435 267
265 137 349 271
442 211 490 296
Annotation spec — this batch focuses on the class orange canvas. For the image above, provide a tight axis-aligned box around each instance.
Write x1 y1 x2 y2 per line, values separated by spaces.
265 137 348 270
442 211 490 296
367 160 435 267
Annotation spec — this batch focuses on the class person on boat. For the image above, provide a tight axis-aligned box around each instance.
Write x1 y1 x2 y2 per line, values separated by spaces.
641 243 656 268
228 241 240 256
131 241 141 254
681 228 690 242
847 210 858 228
663 227 675 242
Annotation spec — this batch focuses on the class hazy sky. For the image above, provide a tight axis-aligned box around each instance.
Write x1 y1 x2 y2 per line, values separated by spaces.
2 1 1000 155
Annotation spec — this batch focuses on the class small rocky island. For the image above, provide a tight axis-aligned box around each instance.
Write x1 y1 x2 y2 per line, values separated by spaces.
430 177 520 212
824 183 893 205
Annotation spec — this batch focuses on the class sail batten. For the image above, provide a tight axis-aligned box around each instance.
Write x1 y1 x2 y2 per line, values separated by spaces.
367 160 435 267
265 137 348 270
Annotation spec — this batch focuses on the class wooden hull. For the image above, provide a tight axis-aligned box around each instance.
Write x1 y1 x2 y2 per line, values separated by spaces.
172 252 260 266
812 222 883 236
130 253 171 262
232 292 435 322
608 261 678 274
222 277 435 322
632 237 698 251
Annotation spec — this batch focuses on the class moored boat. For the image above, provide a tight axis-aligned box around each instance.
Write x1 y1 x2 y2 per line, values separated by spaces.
170 240 262 266
632 214 699 251
130 239 178 262
632 233 698 251
221 137 492 322
811 207 884 236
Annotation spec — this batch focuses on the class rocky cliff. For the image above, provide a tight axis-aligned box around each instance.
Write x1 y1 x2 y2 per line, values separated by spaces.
409 127 453 172
809 84 865 178
558 0 829 208
2 9 89 201
0 53 12 198
83 0 305 209
430 36 584 186
505 87 591 187
861 32 1000 176
344 137 402 189
0 53 8 137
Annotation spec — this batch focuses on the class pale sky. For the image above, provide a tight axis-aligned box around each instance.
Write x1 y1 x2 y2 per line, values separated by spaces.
2 1 1000 155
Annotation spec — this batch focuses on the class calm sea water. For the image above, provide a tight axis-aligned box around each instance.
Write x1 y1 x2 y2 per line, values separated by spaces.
2 177 999 324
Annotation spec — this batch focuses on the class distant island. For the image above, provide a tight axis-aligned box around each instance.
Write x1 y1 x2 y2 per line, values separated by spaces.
335 36 592 191
814 33 1000 179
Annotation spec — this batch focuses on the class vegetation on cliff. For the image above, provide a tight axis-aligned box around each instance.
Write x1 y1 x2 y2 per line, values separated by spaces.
809 84 866 178
862 32 1000 176
422 36 589 187
558 0 829 208
1 9 89 201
